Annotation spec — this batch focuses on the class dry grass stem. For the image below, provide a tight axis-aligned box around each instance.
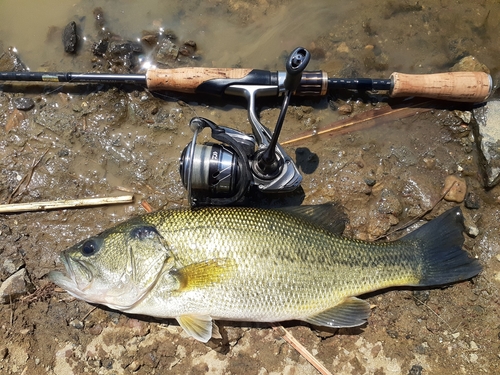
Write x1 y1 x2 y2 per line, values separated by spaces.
271 323 333 375
282 101 433 146
0 195 134 213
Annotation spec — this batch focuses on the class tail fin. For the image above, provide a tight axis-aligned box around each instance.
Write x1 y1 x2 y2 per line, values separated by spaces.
404 207 482 286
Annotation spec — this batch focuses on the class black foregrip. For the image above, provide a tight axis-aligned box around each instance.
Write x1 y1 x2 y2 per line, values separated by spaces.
328 78 392 92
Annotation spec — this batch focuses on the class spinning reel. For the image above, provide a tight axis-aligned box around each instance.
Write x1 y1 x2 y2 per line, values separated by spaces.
179 47 311 206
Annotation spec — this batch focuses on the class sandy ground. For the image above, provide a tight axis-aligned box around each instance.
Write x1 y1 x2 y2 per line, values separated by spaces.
1 1 500 374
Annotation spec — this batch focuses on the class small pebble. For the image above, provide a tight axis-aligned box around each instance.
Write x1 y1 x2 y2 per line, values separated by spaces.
386 329 399 339
0 347 8 359
88 324 103 335
414 342 429 355
408 364 423 375
413 290 430 306
442 175 467 203
12 97 35 111
467 225 479 237
69 319 84 329
454 110 472 124
128 360 141 372
338 103 353 115
464 192 480 209
364 178 376 187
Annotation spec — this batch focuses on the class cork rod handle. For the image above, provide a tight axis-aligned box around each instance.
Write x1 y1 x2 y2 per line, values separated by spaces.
390 72 492 102
146 67 253 93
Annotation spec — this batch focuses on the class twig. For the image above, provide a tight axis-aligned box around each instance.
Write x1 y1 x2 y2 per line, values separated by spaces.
282 101 433 145
271 323 333 375
0 195 134 213
82 306 97 322
141 200 154 213
9 295 14 327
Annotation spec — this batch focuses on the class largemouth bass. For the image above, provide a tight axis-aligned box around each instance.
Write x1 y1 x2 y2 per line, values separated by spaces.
49 204 481 342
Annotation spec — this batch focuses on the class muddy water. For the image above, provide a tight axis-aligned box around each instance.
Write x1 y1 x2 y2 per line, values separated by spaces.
1 1 500 375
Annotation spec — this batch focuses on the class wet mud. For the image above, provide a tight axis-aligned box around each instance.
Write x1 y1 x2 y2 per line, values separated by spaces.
1 1 500 374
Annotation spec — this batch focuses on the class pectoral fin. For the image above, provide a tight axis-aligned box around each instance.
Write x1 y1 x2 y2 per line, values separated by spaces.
304 297 371 328
172 259 234 292
177 314 213 342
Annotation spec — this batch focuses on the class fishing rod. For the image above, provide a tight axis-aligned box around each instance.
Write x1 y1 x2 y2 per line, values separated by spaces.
0 66 492 103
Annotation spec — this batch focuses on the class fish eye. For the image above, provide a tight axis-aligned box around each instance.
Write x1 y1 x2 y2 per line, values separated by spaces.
81 239 101 256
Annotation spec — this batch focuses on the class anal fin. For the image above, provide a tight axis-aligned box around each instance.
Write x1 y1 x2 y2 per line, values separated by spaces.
304 297 371 328
177 314 213 343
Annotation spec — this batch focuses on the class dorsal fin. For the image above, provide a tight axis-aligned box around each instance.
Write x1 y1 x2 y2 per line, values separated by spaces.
278 202 347 235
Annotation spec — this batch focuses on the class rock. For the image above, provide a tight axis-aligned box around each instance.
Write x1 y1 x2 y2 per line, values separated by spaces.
0 47 27 71
473 101 500 187
5 108 26 131
1 255 25 280
63 21 78 53
155 39 179 65
450 55 490 74
108 41 142 56
140 31 159 48
184 40 197 49
377 188 402 215
441 175 467 203
338 103 353 115
12 97 35 111
92 39 108 56
0 268 34 303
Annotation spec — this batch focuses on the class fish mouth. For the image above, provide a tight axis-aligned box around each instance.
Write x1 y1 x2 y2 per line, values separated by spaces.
48 252 95 299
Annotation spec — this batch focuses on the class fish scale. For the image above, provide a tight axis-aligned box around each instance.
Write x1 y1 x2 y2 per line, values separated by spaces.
49 204 482 342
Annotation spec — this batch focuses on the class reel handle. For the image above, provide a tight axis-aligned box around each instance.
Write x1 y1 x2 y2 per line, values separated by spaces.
256 48 310 178
284 47 311 91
